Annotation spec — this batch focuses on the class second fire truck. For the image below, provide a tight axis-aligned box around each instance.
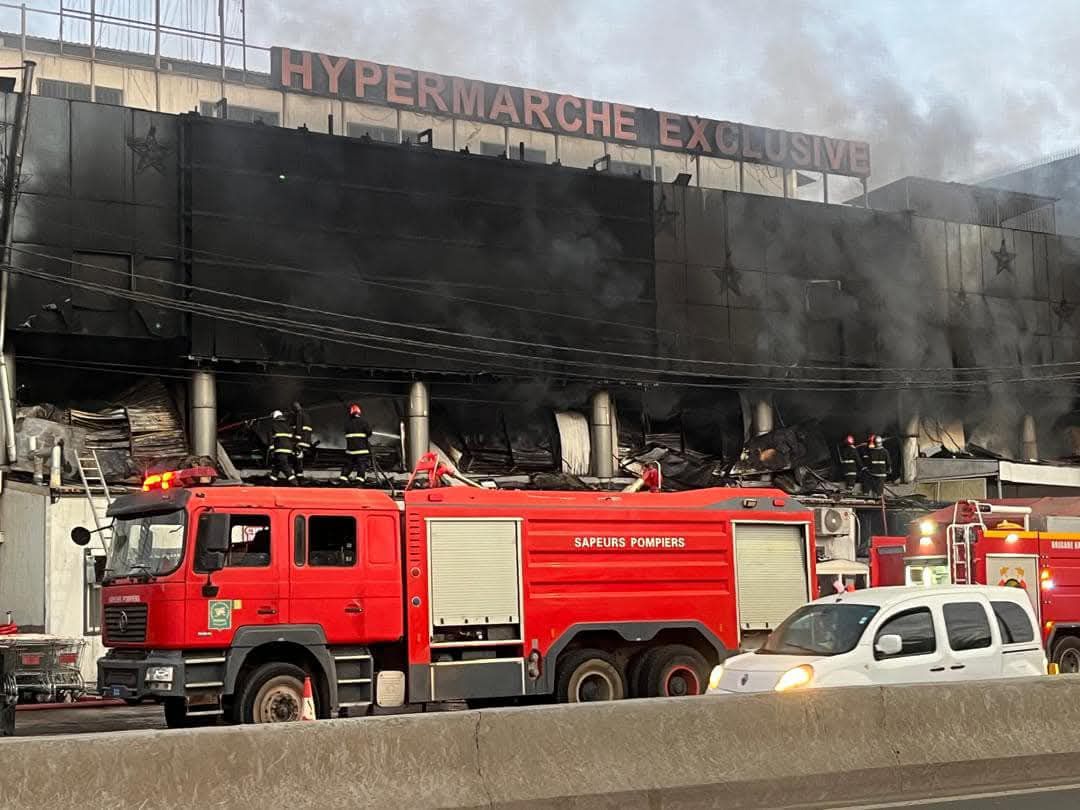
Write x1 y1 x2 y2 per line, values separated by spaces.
903 498 1080 671
79 462 818 726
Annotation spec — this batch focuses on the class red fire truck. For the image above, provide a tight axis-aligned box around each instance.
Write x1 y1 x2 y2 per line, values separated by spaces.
902 498 1080 671
77 466 817 726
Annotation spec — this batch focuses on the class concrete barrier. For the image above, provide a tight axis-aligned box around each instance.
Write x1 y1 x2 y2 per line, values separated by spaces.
4 678 1080 809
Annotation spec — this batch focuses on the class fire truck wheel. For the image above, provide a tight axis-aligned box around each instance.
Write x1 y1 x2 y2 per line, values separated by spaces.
640 645 710 698
555 650 626 703
1053 637 1080 674
239 662 313 724
625 650 652 698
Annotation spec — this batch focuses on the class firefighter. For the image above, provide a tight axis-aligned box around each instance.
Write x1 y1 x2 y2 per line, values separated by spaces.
292 401 313 478
866 434 890 497
339 403 371 485
269 409 297 483
839 434 860 492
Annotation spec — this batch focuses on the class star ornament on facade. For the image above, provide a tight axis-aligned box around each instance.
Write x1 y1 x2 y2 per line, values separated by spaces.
127 125 171 175
991 238 1016 275
712 253 742 298
1053 298 1076 328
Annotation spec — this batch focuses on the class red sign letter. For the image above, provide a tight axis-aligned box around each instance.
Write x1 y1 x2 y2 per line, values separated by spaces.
488 86 521 124
354 60 382 99
418 72 449 113
584 100 611 138
613 104 637 141
524 90 552 130
386 66 416 106
279 48 313 91
555 95 582 132
715 122 739 157
658 112 682 148
452 78 484 117
849 141 871 177
686 117 711 152
317 54 350 96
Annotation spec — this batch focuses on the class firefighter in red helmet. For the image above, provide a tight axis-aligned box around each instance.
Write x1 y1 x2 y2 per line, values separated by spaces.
339 402 371 485
839 434 860 492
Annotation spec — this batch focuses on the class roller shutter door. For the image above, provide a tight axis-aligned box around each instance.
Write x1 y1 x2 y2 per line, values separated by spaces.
429 520 521 626
734 523 809 631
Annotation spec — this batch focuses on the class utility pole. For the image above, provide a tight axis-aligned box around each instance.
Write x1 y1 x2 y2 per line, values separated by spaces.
0 60 36 465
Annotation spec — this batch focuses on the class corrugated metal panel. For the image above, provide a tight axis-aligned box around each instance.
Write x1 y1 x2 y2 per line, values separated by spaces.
429 520 520 626
734 523 808 631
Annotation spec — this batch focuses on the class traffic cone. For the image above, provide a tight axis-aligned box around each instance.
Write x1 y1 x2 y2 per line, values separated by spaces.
300 676 316 721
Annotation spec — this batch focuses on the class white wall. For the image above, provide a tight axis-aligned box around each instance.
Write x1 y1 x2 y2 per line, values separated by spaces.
0 483 46 628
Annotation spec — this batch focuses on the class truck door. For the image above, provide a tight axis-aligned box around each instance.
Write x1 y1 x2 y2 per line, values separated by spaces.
984 553 1039 619
937 596 1001 681
733 523 810 639
288 510 403 645
186 510 283 643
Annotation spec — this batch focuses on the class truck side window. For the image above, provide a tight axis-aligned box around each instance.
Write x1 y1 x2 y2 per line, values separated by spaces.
990 601 1035 644
874 607 935 660
943 602 992 651
308 516 357 567
225 515 272 568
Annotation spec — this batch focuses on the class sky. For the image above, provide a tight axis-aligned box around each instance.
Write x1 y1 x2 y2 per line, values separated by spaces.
12 0 1080 187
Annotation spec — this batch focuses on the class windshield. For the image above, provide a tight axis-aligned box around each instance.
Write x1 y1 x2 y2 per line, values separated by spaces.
106 510 187 581
758 603 880 656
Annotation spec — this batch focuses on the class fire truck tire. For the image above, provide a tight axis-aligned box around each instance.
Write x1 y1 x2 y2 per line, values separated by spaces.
238 662 314 724
1053 637 1080 673
639 645 710 698
555 650 626 703
625 650 653 698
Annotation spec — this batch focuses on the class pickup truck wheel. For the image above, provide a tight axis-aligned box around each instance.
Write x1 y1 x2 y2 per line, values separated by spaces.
640 645 710 698
239 662 313 724
1053 637 1080 673
555 650 625 703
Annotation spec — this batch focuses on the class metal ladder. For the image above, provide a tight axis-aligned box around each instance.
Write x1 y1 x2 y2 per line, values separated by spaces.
948 524 973 584
75 449 113 546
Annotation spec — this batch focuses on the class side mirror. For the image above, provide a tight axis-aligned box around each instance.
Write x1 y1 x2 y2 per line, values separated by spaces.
71 526 92 547
195 513 230 571
874 634 904 657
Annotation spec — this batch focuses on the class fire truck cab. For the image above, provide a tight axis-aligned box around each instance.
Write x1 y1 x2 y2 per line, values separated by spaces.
904 498 1080 671
83 468 818 726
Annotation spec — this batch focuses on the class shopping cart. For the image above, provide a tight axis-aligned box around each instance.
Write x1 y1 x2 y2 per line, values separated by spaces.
0 634 86 704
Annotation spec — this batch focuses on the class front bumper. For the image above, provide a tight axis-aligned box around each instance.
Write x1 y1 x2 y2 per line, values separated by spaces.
98 650 185 700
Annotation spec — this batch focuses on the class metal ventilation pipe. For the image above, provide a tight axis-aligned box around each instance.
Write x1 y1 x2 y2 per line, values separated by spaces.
407 381 430 470
752 397 774 437
190 370 217 460
900 408 920 484
1021 414 1038 462
590 390 614 479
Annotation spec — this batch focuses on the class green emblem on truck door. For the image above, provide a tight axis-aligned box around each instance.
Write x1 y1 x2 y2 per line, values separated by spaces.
208 600 232 630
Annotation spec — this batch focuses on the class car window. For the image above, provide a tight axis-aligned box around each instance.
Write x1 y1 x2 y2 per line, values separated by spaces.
758 603 879 656
874 607 935 660
943 602 992 651
991 600 1035 644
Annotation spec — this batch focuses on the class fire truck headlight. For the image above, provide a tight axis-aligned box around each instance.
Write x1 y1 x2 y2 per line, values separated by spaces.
919 520 936 536
145 666 174 684
775 665 814 692
708 665 724 691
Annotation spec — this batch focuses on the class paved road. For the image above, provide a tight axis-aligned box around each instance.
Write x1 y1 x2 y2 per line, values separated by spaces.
14 704 164 736
845 784 1080 809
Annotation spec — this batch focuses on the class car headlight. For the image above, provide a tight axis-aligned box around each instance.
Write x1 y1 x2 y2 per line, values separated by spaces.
145 666 175 684
775 665 814 692
708 665 724 691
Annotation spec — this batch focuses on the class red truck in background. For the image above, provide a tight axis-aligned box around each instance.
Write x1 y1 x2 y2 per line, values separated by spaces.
81 467 817 726
902 498 1080 671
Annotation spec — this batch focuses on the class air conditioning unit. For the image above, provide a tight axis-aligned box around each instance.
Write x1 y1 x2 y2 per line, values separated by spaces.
815 506 854 537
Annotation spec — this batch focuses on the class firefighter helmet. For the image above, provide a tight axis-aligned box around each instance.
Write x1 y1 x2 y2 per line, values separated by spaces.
845 434 855 445
349 403 362 416
867 433 876 445
874 436 884 448
271 409 283 419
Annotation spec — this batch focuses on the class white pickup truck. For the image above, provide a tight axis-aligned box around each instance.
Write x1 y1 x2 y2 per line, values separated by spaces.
708 585 1045 694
